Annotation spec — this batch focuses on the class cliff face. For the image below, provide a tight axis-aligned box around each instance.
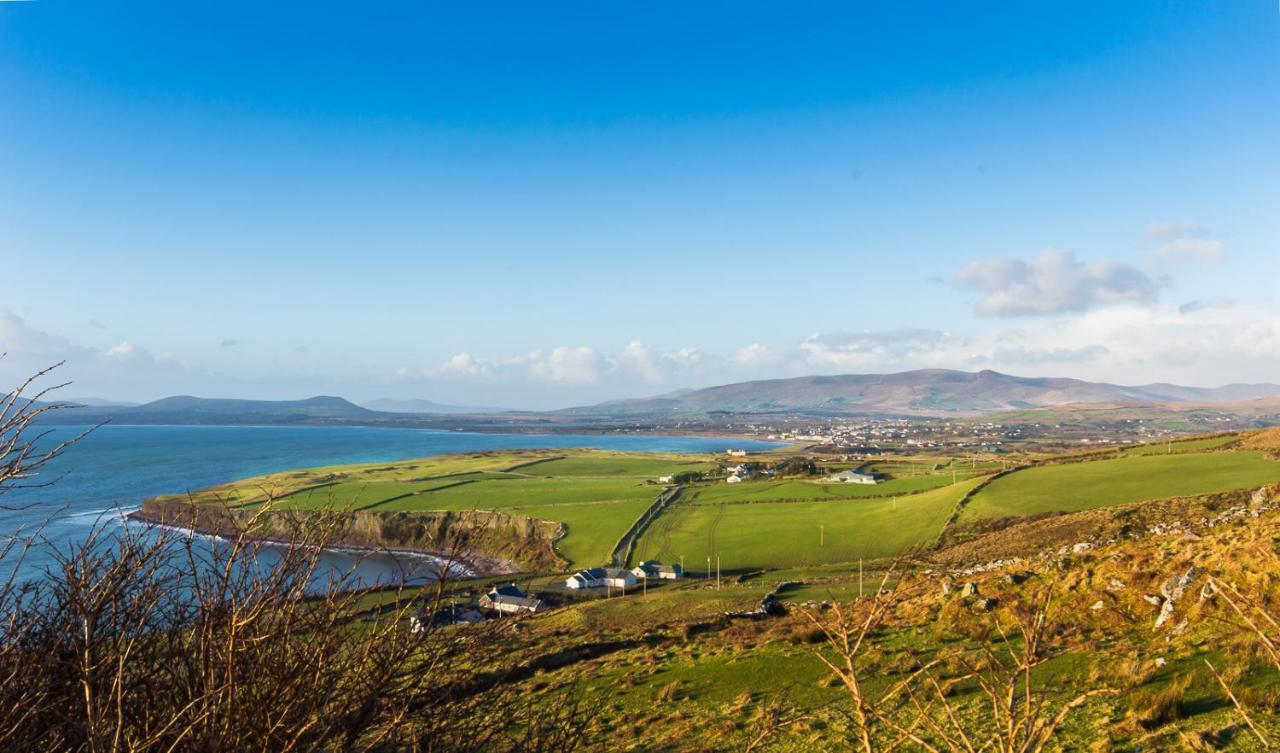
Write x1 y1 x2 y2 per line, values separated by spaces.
133 498 565 572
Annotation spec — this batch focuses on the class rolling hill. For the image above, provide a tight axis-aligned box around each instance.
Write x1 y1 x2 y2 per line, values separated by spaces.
565 369 1280 417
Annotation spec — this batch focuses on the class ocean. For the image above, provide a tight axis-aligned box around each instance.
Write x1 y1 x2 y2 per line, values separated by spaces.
1 424 782 585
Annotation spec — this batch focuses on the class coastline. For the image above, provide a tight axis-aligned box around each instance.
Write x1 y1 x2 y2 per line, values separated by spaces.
126 507 523 578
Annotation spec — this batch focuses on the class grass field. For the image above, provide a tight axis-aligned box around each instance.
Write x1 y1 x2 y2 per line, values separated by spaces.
681 472 973 505
633 477 986 570
1117 433 1240 456
175 449 723 568
961 450 1280 521
518 454 715 478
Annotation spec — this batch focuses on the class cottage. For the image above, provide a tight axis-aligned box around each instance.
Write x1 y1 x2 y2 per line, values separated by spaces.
823 469 878 485
603 567 637 589
565 567 608 589
726 474 743 484
565 566 636 590
726 449 748 457
479 584 544 614
631 560 683 580
657 475 673 484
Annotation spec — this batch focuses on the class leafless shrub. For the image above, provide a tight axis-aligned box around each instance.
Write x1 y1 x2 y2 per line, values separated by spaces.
0 358 98 507
0 364 596 753
799 572 1112 753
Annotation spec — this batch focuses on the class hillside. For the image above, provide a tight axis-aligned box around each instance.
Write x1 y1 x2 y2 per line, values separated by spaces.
39 395 388 425
360 398 505 414
565 369 1280 417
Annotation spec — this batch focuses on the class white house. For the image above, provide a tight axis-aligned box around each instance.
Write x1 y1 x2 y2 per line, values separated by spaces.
565 566 637 589
478 584 544 614
657 475 673 484
602 567 637 589
726 474 743 484
726 449 748 457
823 469 878 485
565 567 607 589
632 560 683 580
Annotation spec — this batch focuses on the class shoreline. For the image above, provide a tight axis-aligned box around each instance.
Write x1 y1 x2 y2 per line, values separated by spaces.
126 507 523 578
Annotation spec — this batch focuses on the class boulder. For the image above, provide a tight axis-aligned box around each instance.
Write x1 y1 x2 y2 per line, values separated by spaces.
960 582 979 598
1071 542 1093 554
973 598 998 612
1106 578 1126 592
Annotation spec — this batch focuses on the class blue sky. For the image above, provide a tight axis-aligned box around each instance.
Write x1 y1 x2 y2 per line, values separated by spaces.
1 2 1278 408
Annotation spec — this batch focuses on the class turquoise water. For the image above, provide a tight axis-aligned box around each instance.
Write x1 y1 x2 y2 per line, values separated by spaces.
1 424 781 584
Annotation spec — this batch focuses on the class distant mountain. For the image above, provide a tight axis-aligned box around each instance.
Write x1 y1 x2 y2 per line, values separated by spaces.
564 369 1280 417
63 397 139 408
39 395 388 425
359 398 504 415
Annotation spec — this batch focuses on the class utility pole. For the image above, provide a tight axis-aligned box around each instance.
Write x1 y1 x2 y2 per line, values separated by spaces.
706 556 711 582
859 559 864 599
716 556 721 591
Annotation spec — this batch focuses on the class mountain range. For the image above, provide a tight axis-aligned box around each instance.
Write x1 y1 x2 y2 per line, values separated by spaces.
358 398 503 415
30 369 1280 425
562 369 1280 417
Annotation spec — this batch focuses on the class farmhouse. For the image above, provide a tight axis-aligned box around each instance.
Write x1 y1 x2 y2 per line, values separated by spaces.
565 567 607 589
726 474 743 484
603 567 638 588
726 449 748 457
564 567 637 589
478 584 544 614
824 469 878 485
632 560 683 580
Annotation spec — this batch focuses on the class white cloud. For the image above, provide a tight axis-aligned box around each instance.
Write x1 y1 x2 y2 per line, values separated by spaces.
1146 221 1226 266
103 341 138 359
529 346 607 384
955 249 1158 317
732 343 779 367
435 352 494 377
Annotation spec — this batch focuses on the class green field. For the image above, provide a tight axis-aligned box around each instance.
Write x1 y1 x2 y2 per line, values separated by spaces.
174 449 723 568
1117 433 1240 456
519 455 715 478
961 450 1280 521
633 477 986 570
682 472 972 505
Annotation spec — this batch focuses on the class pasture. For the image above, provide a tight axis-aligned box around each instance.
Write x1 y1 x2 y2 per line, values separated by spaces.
633 477 986 570
176 449 720 567
960 450 1280 521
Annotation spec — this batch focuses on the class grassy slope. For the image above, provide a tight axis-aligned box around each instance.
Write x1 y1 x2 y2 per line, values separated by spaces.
634 476 986 570
961 450 1280 521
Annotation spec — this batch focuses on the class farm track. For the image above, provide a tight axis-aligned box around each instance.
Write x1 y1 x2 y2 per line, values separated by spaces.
706 502 726 563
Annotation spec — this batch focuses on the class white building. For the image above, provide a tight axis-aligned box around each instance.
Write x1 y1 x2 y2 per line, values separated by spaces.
565 566 637 589
632 561 683 580
565 567 607 589
823 469 878 485
726 474 743 484
478 584 543 614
